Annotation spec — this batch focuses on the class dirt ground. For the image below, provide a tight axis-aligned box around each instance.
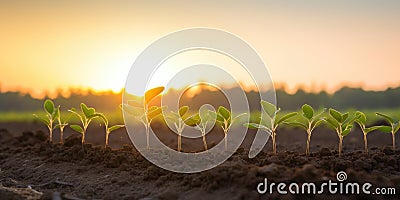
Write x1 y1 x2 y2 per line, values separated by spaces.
0 122 399 199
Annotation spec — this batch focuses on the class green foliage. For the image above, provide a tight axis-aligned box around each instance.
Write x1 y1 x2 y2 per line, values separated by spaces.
69 103 100 144
210 106 246 151
324 108 359 156
34 99 58 143
166 106 193 152
285 104 325 156
244 100 297 155
376 112 400 150
96 113 125 147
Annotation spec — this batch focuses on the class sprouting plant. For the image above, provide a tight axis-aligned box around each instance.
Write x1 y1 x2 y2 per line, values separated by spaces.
96 113 125 148
54 106 72 144
375 112 400 151
34 99 58 143
244 100 297 155
285 104 325 156
210 106 246 151
182 106 214 151
354 111 391 153
166 106 192 152
68 103 100 145
123 87 165 150
324 109 358 157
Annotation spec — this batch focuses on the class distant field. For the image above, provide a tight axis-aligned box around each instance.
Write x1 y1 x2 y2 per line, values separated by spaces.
1 108 400 125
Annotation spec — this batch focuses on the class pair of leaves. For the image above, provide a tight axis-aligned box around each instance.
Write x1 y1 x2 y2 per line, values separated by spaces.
35 99 59 127
261 100 278 118
376 112 400 133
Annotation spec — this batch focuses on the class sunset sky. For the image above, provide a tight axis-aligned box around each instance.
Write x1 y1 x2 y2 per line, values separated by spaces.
1 0 399 98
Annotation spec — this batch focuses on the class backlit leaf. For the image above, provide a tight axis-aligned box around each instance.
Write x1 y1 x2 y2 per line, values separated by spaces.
376 112 395 124
70 125 83 133
218 106 231 120
145 87 164 106
44 99 54 115
275 112 297 125
179 106 189 117
108 125 125 132
329 109 342 123
302 104 314 120
260 100 277 118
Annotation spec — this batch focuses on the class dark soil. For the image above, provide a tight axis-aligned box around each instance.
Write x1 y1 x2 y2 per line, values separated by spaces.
0 122 399 199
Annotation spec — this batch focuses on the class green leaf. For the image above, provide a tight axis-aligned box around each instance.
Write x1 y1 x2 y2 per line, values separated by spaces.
147 107 163 120
260 100 277 118
44 99 54 115
275 112 297 125
311 118 324 129
123 104 144 117
179 106 189 117
210 111 224 122
70 125 83 133
34 114 50 126
199 106 210 122
184 114 200 126
81 103 91 117
355 111 367 125
376 112 394 125
341 113 349 123
364 126 386 134
285 121 307 130
145 87 164 106
218 106 231 120
329 109 342 123
341 128 351 136
302 104 314 120
244 123 268 130
377 125 393 133
394 123 400 133
324 117 339 129
108 125 125 132
52 106 60 119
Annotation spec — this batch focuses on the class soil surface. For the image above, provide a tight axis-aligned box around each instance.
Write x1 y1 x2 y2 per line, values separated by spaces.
0 122 399 199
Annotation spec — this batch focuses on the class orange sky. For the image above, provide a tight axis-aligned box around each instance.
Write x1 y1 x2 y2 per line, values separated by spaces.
1 1 400 98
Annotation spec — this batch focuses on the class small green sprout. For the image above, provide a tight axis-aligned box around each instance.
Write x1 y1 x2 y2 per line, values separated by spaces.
183 106 214 151
375 112 400 151
244 100 297 155
285 104 325 156
34 99 58 143
54 106 70 144
123 87 165 150
68 103 99 145
324 109 358 157
96 113 125 148
210 106 246 151
355 111 390 153
166 106 192 152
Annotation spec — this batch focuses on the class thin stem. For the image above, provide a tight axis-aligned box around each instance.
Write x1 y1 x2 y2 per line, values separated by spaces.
363 130 368 154
224 130 228 151
306 130 311 156
146 125 150 150
392 132 396 151
60 127 64 144
202 127 208 151
105 132 109 148
338 136 343 157
272 131 276 155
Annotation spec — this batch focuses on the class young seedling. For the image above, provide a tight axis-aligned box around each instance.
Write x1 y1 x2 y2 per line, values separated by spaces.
355 111 391 153
34 99 58 143
375 112 400 151
165 106 192 152
68 103 99 145
54 106 70 144
324 109 358 157
97 113 125 148
123 87 165 150
285 104 325 156
210 106 246 151
244 100 297 155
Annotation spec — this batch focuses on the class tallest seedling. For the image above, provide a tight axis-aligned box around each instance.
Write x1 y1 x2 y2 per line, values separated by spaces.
124 87 165 150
